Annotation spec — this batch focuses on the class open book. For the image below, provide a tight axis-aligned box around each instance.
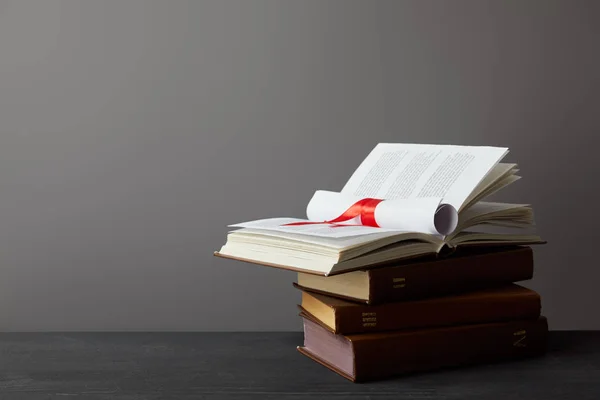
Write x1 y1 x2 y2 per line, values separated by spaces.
215 143 543 276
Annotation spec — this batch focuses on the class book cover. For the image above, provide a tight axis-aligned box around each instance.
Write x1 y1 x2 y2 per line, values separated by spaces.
298 284 541 334
298 314 548 382
296 246 534 304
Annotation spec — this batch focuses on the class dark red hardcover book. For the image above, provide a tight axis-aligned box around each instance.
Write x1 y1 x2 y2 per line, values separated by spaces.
298 314 548 382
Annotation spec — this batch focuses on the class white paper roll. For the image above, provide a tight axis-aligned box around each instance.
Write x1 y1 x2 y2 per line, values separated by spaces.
306 190 458 236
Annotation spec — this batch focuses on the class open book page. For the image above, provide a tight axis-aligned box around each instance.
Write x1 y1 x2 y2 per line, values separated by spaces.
305 190 457 236
461 164 519 211
460 202 532 221
341 143 508 211
454 201 534 233
449 228 542 246
227 227 409 250
228 218 407 238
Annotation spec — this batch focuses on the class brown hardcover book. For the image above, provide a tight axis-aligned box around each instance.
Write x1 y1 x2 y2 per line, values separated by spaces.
298 284 541 335
295 246 534 304
298 314 548 382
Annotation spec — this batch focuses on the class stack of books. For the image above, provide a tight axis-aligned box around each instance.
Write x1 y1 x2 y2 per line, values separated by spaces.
294 246 546 382
215 143 547 382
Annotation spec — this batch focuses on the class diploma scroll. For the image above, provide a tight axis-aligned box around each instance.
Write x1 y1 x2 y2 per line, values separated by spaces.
305 190 458 236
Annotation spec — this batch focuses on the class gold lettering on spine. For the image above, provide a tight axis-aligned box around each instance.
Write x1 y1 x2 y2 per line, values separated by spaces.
361 312 377 327
392 277 406 288
362 312 376 317
513 329 527 347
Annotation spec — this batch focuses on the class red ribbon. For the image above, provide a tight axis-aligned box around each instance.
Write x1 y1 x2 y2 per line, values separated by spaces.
283 197 383 228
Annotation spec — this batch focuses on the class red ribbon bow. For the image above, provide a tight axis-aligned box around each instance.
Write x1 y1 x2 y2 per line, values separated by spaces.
282 197 383 228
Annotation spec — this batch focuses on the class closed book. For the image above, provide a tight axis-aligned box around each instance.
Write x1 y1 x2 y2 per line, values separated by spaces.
295 245 534 304
298 314 548 382
298 284 541 335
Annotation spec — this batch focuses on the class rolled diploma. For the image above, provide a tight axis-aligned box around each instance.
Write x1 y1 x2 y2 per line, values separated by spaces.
305 190 458 236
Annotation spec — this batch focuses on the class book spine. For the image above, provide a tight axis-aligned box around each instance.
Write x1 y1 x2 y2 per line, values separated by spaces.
334 289 541 334
368 247 534 304
351 317 548 382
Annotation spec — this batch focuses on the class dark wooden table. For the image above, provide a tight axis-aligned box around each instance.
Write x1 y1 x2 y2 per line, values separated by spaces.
0 332 598 399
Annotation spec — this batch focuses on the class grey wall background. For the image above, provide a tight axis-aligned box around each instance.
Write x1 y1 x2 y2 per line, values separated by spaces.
0 0 598 331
